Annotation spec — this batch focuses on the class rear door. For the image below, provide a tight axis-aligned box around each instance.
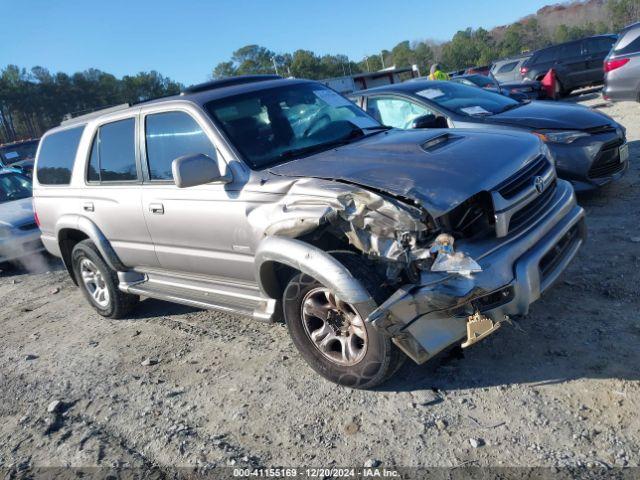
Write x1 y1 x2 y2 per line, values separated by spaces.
555 41 585 89
81 114 159 268
583 36 617 84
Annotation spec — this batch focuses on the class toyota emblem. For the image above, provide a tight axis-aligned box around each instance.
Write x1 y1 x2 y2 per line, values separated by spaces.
534 176 545 194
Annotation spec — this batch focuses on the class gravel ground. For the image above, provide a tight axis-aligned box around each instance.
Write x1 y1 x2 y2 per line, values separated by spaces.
1 92 639 473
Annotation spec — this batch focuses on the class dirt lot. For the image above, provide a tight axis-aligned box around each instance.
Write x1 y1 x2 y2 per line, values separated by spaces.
1 92 639 473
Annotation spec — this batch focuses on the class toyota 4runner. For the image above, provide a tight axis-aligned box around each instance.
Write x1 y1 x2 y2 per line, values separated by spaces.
33 76 586 388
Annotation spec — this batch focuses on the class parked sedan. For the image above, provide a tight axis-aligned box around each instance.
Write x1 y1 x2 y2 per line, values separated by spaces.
0 170 44 267
450 74 544 101
350 80 628 191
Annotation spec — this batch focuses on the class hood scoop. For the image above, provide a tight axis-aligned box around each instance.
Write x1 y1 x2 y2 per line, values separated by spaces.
421 132 462 153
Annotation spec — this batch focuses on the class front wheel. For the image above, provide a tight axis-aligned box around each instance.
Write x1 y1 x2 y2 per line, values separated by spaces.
71 240 138 319
283 256 405 388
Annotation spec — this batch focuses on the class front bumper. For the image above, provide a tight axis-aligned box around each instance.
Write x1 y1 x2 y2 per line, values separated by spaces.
368 180 586 363
0 229 45 263
551 131 629 192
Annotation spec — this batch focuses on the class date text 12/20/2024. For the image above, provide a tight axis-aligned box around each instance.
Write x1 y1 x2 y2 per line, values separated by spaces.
233 468 400 478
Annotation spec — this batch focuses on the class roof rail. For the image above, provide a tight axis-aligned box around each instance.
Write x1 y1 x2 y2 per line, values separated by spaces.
60 103 131 126
181 75 282 95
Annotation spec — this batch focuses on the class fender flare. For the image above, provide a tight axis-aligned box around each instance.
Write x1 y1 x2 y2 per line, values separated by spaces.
254 236 373 305
55 214 127 272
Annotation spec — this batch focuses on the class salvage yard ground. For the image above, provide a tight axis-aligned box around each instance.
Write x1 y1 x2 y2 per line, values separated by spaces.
1 91 639 471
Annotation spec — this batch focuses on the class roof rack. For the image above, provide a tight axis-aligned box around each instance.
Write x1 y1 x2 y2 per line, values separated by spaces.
181 75 282 95
60 103 131 126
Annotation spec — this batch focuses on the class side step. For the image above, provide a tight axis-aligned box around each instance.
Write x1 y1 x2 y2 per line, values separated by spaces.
118 270 277 322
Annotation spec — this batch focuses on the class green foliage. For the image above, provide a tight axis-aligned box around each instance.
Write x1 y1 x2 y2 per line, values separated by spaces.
608 0 640 30
0 66 181 143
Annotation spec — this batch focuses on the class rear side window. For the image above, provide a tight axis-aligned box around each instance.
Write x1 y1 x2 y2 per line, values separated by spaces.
145 111 216 181
87 118 137 183
36 126 85 185
584 37 616 54
534 47 558 64
614 32 640 55
497 61 518 74
558 42 581 60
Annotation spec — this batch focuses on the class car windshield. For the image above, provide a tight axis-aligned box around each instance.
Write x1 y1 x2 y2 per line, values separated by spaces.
414 82 519 116
0 141 38 166
464 75 496 88
0 172 32 203
205 83 382 169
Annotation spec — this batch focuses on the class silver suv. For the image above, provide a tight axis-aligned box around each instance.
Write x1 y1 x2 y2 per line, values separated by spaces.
604 22 640 102
33 76 586 388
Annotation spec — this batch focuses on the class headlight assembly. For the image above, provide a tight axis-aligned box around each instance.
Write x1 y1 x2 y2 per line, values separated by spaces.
533 130 590 144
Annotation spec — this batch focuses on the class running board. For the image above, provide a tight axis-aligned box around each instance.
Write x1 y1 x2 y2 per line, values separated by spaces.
118 271 276 322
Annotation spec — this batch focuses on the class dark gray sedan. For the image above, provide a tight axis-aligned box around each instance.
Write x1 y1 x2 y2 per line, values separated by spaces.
350 81 629 191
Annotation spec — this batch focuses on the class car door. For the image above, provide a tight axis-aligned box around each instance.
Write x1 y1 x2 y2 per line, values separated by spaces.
81 113 159 268
139 106 256 282
583 37 617 84
364 95 440 129
556 41 585 89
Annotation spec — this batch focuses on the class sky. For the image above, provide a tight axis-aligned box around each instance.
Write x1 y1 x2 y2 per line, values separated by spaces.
3 0 553 86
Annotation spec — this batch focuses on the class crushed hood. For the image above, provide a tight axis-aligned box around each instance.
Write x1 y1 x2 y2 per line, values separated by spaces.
0 197 35 228
268 129 542 217
485 101 615 130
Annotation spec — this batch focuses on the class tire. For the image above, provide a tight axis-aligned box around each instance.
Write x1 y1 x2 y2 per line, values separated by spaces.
283 252 405 389
71 239 138 319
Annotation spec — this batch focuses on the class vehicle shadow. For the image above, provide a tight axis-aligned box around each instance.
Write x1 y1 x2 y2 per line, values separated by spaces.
132 297 201 319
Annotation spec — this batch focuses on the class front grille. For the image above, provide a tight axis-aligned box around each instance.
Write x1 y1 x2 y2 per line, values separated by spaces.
497 155 549 199
588 139 625 178
508 180 557 232
446 191 494 239
540 224 579 281
18 222 38 231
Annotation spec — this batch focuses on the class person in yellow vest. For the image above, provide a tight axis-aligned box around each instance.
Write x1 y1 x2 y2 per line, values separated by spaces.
428 63 450 81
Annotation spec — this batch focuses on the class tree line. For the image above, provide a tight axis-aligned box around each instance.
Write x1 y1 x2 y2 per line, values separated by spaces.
1 0 638 144
0 67 181 144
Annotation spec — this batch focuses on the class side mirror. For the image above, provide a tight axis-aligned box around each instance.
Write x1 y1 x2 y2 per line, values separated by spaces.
172 153 231 188
411 113 439 129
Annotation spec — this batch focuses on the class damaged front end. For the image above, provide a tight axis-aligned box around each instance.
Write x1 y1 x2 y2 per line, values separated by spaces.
253 170 585 365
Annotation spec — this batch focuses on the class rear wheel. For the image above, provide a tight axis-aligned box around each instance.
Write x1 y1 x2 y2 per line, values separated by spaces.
71 240 138 318
283 253 405 388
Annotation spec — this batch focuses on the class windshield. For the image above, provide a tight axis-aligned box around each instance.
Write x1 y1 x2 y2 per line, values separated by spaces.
205 83 381 169
0 172 32 203
414 82 518 116
464 75 496 88
0 141 39 166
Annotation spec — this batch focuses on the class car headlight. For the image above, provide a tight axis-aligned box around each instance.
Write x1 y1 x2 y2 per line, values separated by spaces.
533 130 590 144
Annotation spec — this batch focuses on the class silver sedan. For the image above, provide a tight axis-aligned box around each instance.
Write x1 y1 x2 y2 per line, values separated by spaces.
0 170 45 267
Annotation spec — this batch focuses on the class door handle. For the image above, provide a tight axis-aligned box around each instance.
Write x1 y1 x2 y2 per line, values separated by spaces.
149 203 164 214
83 202 94 212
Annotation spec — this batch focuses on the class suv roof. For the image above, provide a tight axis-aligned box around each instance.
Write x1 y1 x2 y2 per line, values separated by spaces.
533 34 617 54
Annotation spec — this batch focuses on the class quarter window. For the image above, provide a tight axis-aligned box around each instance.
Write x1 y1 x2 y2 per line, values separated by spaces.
367 97 433 129
36 126 85 185
145 112 216 181
87 118 137 182
497 61 518 74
